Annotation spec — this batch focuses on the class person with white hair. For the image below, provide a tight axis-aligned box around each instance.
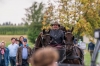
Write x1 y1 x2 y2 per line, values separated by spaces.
0 41 9 66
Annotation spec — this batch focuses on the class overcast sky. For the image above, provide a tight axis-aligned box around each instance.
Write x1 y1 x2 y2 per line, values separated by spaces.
0 0 75 25
0 0 50 24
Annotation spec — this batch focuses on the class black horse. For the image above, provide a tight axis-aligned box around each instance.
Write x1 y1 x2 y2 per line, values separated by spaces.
61 28 84 65
33 29 51 51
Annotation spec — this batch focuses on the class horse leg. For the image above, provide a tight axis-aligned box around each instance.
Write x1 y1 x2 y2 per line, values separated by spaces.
72 60 78 64
62 59 69 64
73 59 80 64
74 46 84 65
71 60 73 64
78 48 84 65
58 48 65 62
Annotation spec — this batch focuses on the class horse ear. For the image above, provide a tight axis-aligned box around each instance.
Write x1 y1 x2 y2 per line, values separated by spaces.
43 29 45 34
63 27 67 32
71 27 74 32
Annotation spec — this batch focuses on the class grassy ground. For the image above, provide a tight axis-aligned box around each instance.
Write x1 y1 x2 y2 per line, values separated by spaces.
84 50 91 66
0 35 91 66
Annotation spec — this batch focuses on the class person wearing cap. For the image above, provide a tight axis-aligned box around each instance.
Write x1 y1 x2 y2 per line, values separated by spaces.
49 21 65 62
50 22 65 45
16 38 31 66
20 38 29 47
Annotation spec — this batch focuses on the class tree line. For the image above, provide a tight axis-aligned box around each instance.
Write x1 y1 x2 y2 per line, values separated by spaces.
0 26 27 35
0 21 25 26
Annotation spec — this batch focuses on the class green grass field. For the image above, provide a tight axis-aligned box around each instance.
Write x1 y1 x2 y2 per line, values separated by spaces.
84 50 91 66
0 35 92 66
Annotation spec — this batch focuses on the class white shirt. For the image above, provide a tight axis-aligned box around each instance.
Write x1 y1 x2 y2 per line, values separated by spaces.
8 43 19 57
79 42 86 50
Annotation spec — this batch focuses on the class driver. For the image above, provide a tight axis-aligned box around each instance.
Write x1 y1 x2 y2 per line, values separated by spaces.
49 21 65 62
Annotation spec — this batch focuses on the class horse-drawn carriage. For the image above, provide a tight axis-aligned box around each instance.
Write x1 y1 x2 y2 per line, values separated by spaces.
33 27 84 66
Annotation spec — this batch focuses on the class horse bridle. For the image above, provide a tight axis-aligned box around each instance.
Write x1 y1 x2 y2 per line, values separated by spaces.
64 32 75 56
63 32 83 64
41 34 51 47
65 32 74 50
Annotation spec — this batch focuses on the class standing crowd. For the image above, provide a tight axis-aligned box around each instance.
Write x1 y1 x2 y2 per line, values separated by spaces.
0 36 32 66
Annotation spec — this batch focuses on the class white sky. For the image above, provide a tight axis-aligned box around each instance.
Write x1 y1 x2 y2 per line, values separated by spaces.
0 0 74 25
0 0 50 24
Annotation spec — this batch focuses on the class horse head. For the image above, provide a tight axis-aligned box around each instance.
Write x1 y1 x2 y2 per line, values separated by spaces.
41 29 51 47
60 26 66 32
65 27 74 52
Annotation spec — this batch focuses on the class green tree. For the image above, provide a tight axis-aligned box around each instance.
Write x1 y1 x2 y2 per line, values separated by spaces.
44 0 100 39
23 2 44 43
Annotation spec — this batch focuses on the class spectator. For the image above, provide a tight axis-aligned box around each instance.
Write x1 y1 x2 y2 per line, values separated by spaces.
20 38 29 47
88 39 95 58
78 39 83 46
15 38 18 43
73 38 78 45
16 38 31 66
0 41 9 66
31 47 59 66
0 43 1 50
8 38 19 66
19 36 24 46
15 38 19 45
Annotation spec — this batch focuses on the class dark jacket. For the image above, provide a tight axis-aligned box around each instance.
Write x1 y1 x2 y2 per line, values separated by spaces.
16 46 32 65
73 38 78 45
19 41 23 46
88 42 95 50
50 29 64 44
0 47 9 66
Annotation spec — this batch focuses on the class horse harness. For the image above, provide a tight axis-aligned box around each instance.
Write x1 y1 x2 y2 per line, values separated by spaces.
41 33 83 64
41 34 51 47
41 33 64 47
59 31 83 64
59 46 83 64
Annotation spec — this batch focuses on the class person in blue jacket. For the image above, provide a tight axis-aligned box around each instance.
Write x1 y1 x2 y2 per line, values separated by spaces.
0 41 9 66
88 40 95 58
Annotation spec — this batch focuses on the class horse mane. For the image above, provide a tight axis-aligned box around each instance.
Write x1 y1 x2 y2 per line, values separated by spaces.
35 33 42 48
